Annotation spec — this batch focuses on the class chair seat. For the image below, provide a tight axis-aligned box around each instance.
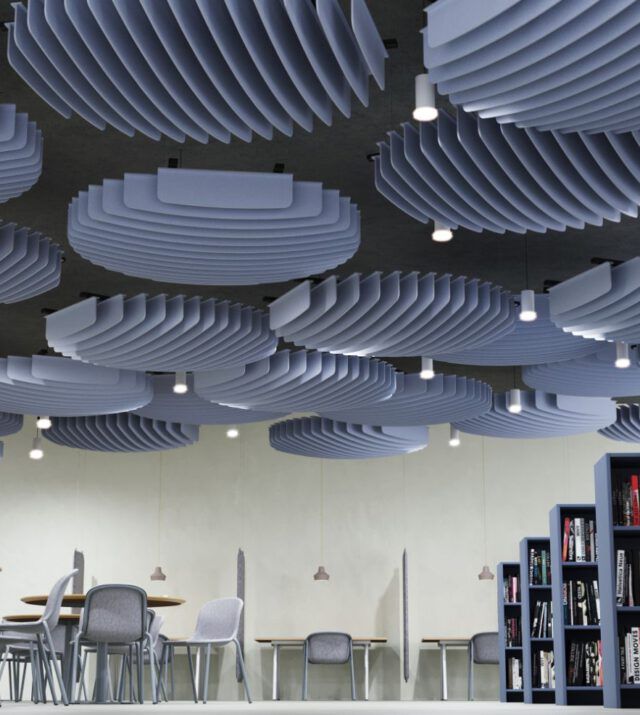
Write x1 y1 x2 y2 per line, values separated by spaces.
168 638 233 647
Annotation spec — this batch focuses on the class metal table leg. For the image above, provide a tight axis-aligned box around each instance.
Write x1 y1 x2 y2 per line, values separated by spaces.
364 644 370 701
271 644 280 701
440 643 448 701
94 642 110 703
62 622 76 699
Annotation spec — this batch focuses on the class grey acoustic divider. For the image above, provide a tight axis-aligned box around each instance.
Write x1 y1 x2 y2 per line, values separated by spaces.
46 294 277 371
423 0 640 134
194 350 396 413
599 404 640 442
0 104 42 203
72 550 84 614
269 272 515 357
497 562 523 703
402 549 409 683
236 549 245 683
7 0 386 144
269 417 428 459
0 355 152 416
374 110 640 233
43 413 198 452
67 169 360 285
321 373 491 426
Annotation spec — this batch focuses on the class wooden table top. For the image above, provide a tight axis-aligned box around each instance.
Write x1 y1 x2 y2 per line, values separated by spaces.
22 594 185 608
256 637 387 644
4 613 80 623
421 637 470 644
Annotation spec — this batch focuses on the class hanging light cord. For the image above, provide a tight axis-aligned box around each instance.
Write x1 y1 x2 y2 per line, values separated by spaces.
481 438 489 567
320 459 325 565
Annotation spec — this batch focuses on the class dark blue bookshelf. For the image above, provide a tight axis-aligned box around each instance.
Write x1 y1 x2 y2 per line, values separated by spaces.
595 454 640 709
520 537 555 704
498 562 523 702
550 504 602 706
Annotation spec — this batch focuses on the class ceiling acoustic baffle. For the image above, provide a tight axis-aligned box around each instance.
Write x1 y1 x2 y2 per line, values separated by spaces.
7 0 386 143
0 355 152 416
0 411 23 436
0 104 42 203
320 372 492 426
46 294 277 371
548 258 640 343
374 110 640 232
453 390 616 439
269 271 515 357
599 404 640 442
194 350 396 413
134 375 286 425
43 413 198 452
269 416 428 459
67 169 360 285
0 223 62 303
435 295 595 366
423 0 640 134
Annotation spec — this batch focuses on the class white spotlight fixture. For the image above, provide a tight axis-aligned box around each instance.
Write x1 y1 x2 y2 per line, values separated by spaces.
29 430 44 460
419 357 435 380
449 425 460 447
36 416 51 430
519 289 537 322
412 73 438 122
507 388 523 414
173 371 188 394
615 341 631 369
432 221 453 242
226 426 239 439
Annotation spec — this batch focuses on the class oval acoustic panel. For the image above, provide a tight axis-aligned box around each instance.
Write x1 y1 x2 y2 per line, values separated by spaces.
548 258 640 343
435 295 595 366
0 104 42 203
454 390 616 439
269 416 428 459
374 111 640 232
424 0 640 134
599 404 640 443
523 344 640 398
194 350 396 413
0 223 62 303
43 413 198 452
269 271 515 357
0 355 151 416
7 0 386 144
67 168 360 285
134 374 286 425
321 372 492 426
46 294 277 371
0 411 23 436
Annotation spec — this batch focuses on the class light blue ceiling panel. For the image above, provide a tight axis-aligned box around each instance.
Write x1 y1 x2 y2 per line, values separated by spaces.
0 104 42 203
0 411 23 437
599 403 640 442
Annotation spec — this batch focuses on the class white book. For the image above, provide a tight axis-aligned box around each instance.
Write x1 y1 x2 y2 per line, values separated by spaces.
632 628 640 684
617 550 626 605
575 519 584 562
593 580 601 622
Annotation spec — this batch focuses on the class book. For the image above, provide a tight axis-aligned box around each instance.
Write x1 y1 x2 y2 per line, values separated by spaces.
632 475 640 527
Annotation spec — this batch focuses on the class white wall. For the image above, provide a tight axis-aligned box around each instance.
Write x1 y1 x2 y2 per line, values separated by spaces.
0 422 634 701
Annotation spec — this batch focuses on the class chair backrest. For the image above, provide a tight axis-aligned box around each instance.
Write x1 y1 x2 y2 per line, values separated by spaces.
191 597 243 642
148 610 164 645
42 569 78 629
306 632 352 664
471 632 499 664
80 584 148 644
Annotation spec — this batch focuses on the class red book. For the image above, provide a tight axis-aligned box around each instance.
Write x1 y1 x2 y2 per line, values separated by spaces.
562 517 570 561
632 475 640 526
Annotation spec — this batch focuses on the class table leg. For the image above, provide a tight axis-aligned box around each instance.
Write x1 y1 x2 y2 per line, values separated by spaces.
440 643 448 701
94 642 110 703
272 644 280 701
196 646 206 701
364 644 370 701
62 622 75 699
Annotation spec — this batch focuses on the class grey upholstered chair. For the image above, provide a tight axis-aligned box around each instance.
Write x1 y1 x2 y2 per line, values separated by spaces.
0 569 77 705
70 584 154 704
302 632 356 701
161 597 250 704
468 632 499 700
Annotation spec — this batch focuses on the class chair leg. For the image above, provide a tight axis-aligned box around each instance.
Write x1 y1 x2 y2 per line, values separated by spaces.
36 634 58 705
203 644 211 705
302 643 308 701
77 650 89 703
137 643 144 704
147 637 158 705
43 623 68 705
117 654 126 703
169 648 175 700
19 658 27 702
349 644 356 701
186 646 198 703
468 642 474 701
234 639 252 704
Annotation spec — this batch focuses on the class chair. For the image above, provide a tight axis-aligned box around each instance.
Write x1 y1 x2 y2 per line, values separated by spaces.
161 597 250 704
468 632 499 700
0 569 77 705
302 632 356 701
70 584 155 704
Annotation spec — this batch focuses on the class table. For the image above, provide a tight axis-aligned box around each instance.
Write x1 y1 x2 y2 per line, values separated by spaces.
421 638 470 701
20 593 184 703
255 637 387 701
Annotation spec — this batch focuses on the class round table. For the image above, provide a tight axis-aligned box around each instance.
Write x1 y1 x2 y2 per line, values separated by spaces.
4 613 80 623
21 594 185 608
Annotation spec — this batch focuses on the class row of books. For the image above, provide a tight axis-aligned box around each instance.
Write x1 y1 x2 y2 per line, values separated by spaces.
529 548 552 585
532 649 555 689
562 579 601 626
567 640 603 687
506 657 523 690
503 574 520 603
619 627 640 684
505 617 521 647
531 600 553 639
615 548 640 606
562 516 597 563
612 474 640 527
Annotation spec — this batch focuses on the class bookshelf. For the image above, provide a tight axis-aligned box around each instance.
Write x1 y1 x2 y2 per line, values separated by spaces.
595 454 640 709
520 536 555 703
549 504 602 706
498 561 523 702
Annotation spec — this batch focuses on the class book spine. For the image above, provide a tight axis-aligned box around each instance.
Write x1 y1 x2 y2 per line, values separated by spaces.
632 474 640 526
617 549 626 606
563 517 570 562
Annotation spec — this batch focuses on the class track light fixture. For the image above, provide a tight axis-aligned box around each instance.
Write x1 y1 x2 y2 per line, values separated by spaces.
29 430 43 460
615 341 631 369
449 425 460 447
36 416 51 429
413 73 438 122
173 371 188 394
507 389 523 414
431 221 453 242
519 289 537 322
419 357 435 380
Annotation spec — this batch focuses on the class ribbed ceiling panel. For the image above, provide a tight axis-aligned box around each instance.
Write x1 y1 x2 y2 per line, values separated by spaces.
0 104 42 203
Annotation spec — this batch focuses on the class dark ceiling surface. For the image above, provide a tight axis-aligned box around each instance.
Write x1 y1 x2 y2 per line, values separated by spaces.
0 0 638 392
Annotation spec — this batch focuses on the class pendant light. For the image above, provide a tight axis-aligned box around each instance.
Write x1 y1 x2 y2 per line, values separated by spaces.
226 426 239 439
150 566 166 581
432 221 453 242
412 73 438 122
36 416 51 429
313 460 330 581
478 565 495 580
419 357 435 380
519 236 537 322
29 429 44 460
448 425 460 447
173 370 188 394
313 566 330 581
615 341 631 369
478 438 495 581
507 388 523 414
